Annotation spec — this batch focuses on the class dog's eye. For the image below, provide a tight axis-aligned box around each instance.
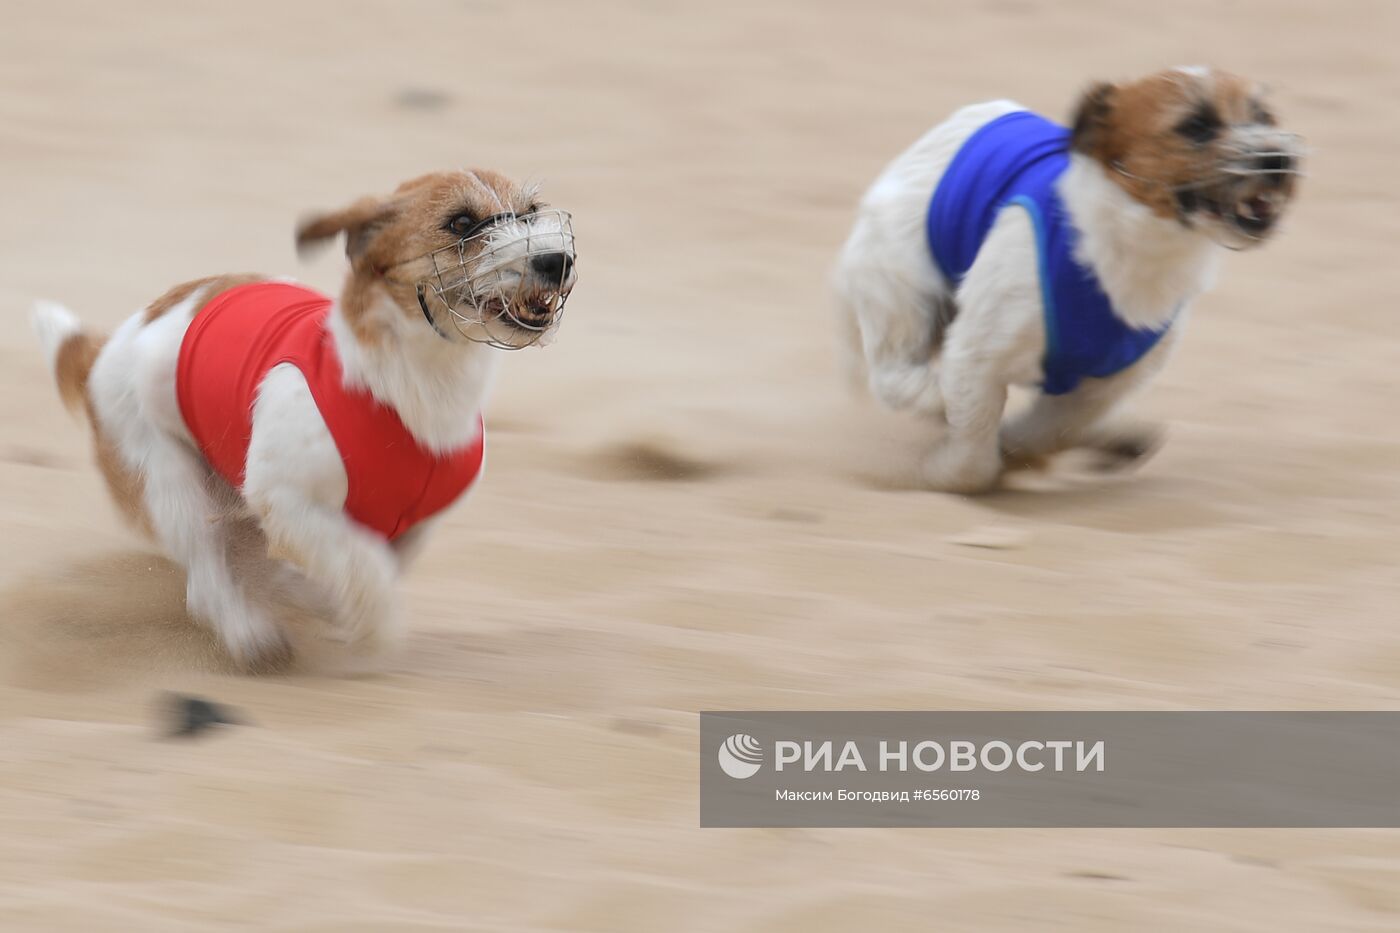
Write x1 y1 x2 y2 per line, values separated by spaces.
1176 107 1222 144
447 213 478 238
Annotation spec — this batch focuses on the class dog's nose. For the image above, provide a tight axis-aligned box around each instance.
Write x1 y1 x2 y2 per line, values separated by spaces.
1257 152 1295 174
530 251 573 281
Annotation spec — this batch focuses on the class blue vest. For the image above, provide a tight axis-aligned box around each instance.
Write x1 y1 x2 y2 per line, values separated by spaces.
925 110 1172 395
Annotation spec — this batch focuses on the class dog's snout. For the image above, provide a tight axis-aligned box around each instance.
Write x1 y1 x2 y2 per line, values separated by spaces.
1257 152 1295 174
530 251 573 281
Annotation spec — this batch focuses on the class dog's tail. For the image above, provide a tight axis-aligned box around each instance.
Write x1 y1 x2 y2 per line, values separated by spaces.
31 300 104 417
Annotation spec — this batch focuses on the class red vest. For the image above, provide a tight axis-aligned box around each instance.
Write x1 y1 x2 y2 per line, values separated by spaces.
176 282 484 541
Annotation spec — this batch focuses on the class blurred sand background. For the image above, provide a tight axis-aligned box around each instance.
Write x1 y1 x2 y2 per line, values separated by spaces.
2 0 1399 929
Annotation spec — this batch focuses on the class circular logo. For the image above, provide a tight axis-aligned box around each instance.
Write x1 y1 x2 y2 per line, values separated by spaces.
718 733 763 779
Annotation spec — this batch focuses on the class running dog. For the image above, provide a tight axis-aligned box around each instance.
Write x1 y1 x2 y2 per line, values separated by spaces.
32 170 577 668
834 67 1301 492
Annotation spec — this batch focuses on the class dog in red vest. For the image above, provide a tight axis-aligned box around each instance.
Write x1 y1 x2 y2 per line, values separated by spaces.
32 170 577 669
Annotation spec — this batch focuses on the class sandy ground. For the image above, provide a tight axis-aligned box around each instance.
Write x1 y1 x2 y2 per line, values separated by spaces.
1 0 1399 929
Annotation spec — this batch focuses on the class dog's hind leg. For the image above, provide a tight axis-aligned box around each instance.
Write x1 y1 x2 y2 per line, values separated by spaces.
140 432 290 669
833 253 950 416
864 296 952 417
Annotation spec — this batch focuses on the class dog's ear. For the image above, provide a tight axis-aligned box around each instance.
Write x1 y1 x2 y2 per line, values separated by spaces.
1070 81 1118 159
295 196 396 262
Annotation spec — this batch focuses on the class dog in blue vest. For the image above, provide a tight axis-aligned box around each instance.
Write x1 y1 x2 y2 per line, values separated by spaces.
834 68 1302 493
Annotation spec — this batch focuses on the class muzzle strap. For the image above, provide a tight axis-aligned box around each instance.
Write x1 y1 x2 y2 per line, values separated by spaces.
416 284 451 339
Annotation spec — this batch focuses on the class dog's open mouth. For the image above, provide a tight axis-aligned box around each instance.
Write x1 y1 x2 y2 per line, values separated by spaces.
1223 190 1283 237
479 294 563 331
1180 184 1286 240
1173 154 1300 243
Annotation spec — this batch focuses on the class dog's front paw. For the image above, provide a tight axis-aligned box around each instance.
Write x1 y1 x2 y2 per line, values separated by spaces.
344 604 406 661
870 365 944 415
332 572 404 661
218 609 293 674
186 585 293 673
922 442 1002 494
1081 422 1166 471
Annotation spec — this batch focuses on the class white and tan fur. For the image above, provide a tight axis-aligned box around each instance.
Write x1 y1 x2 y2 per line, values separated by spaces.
834 67 1301 492
32 170 576 670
